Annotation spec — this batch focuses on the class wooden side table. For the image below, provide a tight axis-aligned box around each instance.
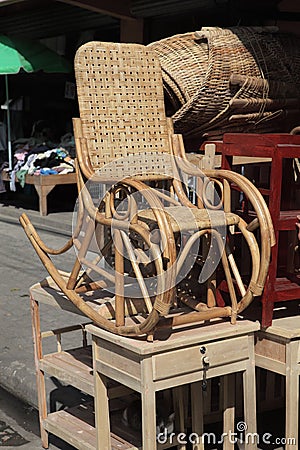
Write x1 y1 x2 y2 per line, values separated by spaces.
2 170 76 215
255 316 300 449
87 320 260 450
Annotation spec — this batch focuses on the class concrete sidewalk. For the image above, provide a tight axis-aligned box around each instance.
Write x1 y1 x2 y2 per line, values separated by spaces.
0 200 73 237
0 200 88 448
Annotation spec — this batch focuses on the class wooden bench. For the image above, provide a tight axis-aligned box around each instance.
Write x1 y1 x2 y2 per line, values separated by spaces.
2 170 77 216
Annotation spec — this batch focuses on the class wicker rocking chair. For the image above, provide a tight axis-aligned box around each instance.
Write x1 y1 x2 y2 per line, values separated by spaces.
20 42 275 338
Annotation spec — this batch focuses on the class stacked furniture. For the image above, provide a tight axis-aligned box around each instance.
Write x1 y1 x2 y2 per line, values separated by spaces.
20 42 274 338
148 27 300 142
21 41 276 449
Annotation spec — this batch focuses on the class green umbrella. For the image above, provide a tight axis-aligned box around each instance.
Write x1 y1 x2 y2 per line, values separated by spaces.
0 34 72 168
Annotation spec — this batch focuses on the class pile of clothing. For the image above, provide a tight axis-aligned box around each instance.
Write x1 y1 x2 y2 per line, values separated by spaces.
10 141 75 191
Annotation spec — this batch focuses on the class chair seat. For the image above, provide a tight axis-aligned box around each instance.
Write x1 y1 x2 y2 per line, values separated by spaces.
138 206 239 233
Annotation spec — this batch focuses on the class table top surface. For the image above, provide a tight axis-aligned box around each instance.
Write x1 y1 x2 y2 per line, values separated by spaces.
2 169 76 185
31 276 260 352
260 316 300 340
86 319 259 355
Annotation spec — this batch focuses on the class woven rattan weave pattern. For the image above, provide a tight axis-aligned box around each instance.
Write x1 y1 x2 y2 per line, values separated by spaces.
148 31 209 107
74 42 173 177
149 27 300 140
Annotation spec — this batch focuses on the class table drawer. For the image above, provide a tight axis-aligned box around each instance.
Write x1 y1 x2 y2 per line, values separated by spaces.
152 335 249 381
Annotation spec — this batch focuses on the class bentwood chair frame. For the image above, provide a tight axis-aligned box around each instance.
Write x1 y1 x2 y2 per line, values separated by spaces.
20 41 275 338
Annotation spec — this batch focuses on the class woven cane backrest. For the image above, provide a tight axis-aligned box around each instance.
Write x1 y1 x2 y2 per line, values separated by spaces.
74 41 173 179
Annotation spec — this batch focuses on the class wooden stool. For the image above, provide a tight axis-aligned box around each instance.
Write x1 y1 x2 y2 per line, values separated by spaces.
255 316 300 450
87 320 259 450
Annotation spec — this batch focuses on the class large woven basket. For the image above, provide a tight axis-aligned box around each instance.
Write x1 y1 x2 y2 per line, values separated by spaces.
148 27 300 141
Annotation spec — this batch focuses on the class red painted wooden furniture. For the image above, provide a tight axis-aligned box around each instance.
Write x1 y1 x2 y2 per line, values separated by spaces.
218 133 300 327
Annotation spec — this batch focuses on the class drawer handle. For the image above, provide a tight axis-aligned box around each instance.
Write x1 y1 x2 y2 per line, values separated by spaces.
202 356 210 365
201 353 210 391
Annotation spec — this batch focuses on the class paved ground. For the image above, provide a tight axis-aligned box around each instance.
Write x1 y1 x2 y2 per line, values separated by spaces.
0 386 76 449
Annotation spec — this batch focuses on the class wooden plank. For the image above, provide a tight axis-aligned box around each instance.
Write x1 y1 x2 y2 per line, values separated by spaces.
95 359 142 393
31 296 49 447
34 185 54 216
44 406 136 450
41 323 88 338
30 276 114 314
43 407 96 450
40 347 94 396
255 335 286 363
94 339 141 380
93 350 111 450
40 347 132 399
285 341 300 450
172 386 187 450
148 360 248 392
277 210 300 230
255 354 286 375
30 285 78 311
242 335 257 450
223 132 300 147
30 173 76 186
140 358 156 450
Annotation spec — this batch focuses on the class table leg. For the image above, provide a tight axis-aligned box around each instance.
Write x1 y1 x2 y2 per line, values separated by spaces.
31 295 49 448
243 335 257 450
191 381 204 450
223 374 235 450
173 386 186 450
286 342 299 449
141 358 157 450
93 341 111 450
34 185 55 216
